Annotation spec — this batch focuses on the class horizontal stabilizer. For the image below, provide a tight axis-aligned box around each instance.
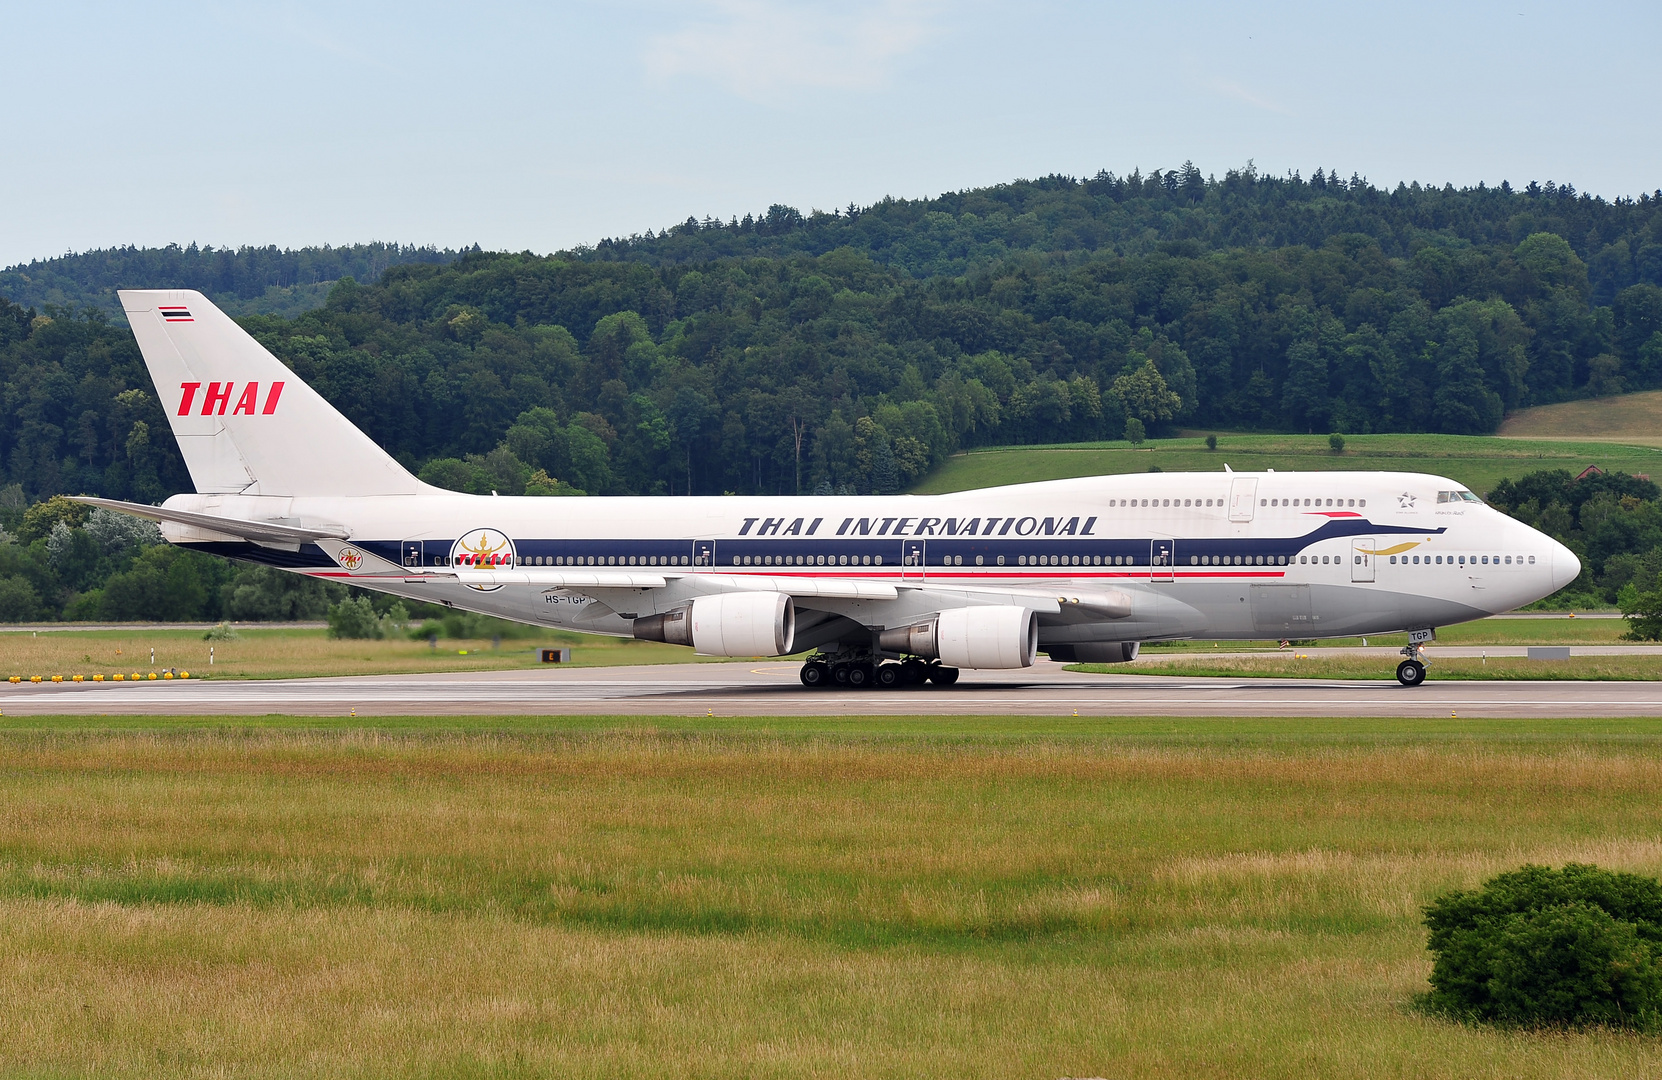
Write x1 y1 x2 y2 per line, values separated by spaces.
70 496 349 546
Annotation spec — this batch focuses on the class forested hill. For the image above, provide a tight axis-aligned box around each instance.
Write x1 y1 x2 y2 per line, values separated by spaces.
582 165 1662 303
0 242 460 318
2 165 1662 513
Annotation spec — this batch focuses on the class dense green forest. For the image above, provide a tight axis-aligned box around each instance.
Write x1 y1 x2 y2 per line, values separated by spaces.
3 163 1662 620
0 242 458 318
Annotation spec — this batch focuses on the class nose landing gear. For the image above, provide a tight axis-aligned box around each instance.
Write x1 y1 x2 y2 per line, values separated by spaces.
1396 643 1429 686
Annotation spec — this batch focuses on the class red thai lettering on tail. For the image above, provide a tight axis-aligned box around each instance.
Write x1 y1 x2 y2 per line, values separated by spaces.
178 382 201 415
232 382 260 415
262 382 285 414
201 382 234 416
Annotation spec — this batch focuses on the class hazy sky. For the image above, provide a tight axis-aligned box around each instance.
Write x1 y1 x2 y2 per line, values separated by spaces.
3 0 1657 267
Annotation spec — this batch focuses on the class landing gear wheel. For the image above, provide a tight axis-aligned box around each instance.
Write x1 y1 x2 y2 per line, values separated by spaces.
1396 659 1426 687
800 662 830 688
832 663 851 685
875 663 902 689
900 658 928 686
846 664 874 688
927 665 960 686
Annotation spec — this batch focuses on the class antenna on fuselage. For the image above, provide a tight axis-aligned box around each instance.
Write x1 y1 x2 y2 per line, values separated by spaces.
1224 464 1233 473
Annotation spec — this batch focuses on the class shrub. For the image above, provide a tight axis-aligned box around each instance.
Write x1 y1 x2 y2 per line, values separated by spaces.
1329 432 1346 454
1204 434 1217 451
1124 417 1146 445
1422 863 1662 1030
325 595 386 640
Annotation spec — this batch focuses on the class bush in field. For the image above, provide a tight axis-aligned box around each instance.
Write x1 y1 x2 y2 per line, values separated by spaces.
1422 863 1662 1030
326 595 386 640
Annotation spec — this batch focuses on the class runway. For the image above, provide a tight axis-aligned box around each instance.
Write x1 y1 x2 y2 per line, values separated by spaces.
6 660 1662 718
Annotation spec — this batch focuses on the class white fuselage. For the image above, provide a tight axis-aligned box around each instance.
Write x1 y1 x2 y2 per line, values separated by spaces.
160 469 1579 651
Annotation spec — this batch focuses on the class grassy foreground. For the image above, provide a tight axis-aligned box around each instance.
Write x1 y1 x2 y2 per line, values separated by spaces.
915 432 1662 495
3 716 1662 1078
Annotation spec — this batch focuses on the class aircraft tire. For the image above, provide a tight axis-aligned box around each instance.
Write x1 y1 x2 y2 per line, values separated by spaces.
847 664 874 689
832 663 851 685
800 662 831 688
927 665 960 686
875 663 903 688
1396 659 1426 687
900 658 929 685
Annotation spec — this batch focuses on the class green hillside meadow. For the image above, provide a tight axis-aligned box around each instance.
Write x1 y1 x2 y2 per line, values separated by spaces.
915 432 1662 496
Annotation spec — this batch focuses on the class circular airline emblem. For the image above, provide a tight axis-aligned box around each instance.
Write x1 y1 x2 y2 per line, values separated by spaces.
336 547 365 571
451 528 517 591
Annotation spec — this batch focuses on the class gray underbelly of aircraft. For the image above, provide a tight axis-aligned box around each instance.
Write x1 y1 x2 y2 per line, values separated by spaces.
358 575 1489 645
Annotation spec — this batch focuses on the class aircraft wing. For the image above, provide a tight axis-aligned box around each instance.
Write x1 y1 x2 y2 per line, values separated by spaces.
409 570 900 599
70 496 349 546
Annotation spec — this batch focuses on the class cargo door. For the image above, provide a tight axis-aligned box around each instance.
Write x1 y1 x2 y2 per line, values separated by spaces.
1351 537 1375 582
1229 478 1258 522
1251 584 1313 635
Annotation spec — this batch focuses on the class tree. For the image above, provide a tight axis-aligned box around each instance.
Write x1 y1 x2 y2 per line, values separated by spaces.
1124 417 1146 445
1112 359 1180 428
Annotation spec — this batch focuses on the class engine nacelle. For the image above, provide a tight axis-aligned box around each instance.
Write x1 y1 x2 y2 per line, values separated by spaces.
634 592 796 656
705 592 803 656
881 606 1037 669
1045 641 1140 664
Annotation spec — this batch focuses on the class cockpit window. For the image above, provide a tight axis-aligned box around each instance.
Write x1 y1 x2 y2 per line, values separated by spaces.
1437 490 1483 504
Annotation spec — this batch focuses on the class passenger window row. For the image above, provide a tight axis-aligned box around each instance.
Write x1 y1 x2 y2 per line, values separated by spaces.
1391 554 1534 565
1267 498 1364 508
542 555 691 566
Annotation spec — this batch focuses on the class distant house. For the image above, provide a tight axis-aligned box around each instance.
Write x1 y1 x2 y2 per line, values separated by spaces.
1575 465 1604 481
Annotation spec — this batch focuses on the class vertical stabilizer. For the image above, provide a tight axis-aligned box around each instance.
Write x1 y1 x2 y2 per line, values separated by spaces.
120 289 425 497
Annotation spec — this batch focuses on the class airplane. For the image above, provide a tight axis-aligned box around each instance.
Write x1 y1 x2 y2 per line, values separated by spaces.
77 289 1581 689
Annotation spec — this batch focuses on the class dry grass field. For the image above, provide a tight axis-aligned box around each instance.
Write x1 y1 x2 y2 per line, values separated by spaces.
1 717 1662 1078
1497 389 1662 443
0 626 738 681
0 616 1626 684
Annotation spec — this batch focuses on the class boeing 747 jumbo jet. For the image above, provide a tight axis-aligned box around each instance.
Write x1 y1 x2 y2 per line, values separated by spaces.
81 290 1581 688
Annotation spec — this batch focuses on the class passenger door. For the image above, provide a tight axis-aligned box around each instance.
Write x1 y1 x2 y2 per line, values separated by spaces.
1351 537 1375 583
1150 538 1174 583
694 540 715 570
1229 478 1258 522
401 540 424 568
901 539 926 581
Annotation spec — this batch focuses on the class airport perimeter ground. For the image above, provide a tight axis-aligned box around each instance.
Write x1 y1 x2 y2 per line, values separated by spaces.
0 617 1654 1078
4 660 1662 1076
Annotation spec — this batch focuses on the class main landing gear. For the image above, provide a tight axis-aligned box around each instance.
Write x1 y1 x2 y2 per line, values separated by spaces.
799 650 959 689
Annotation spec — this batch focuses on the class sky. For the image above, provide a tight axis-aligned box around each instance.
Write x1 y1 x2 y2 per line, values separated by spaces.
2 0 1658 267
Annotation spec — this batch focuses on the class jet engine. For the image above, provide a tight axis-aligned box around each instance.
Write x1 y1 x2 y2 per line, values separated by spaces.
1044 641 1140 663
633 592 795 657
878 605 1038 669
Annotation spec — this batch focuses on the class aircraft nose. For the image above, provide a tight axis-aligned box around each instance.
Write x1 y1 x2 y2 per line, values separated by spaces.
1551 541 1581 592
